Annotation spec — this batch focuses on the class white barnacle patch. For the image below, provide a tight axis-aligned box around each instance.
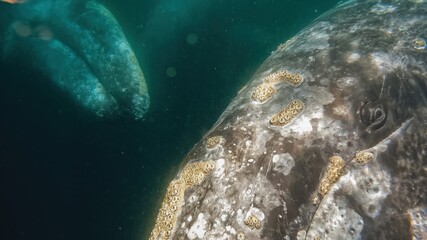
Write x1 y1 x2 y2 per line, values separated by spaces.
272 153 295 176
187 213 208 240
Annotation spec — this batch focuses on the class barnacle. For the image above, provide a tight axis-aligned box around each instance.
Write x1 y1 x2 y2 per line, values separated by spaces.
355 151 374 165
149 160 215 239
244 214 262 230
412 38 426 50
251 71 303 104
318 156 345 196
269 99 304 126
206 136 222 149
251 83 276 103
263 70 303 86
237 232 245 240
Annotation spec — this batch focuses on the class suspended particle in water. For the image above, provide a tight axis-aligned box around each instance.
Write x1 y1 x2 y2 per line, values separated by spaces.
166 67 177 77
186 33 198 45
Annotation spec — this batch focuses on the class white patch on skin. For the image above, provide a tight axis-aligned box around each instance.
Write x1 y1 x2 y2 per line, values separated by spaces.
214 158 225 178
347 52 360 63
236 209 245 226
337 77 357 89
320 78 329 86
369 52 398 74
340 162 391 218
225 225 236 235
272 85 334 139
332 104 351 117
297 230 307 240
294 22 332 52
253 128 273 156
306 194 364 239
272 153 295 176
246 207 265 222
187 213 208 240
289 116 313 134
370 4 396 14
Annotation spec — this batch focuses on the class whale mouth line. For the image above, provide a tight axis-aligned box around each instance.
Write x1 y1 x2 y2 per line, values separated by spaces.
303 117 414 239
369 116 414 151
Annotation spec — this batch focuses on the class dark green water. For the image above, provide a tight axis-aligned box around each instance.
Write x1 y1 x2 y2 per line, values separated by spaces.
0 0 340 239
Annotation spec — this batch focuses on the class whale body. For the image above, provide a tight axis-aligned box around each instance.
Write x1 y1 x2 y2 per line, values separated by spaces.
149 0 427 239
2 0 150 118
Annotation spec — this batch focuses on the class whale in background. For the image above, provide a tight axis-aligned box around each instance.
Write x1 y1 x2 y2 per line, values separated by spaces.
149 0 427 239
1 0 150 119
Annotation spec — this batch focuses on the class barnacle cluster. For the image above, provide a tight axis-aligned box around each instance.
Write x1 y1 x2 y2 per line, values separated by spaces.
412 38 426 50
318 156 345 196
251 83 276 103
355 151 374 165
263 70 303 86
182 161 216 187
206 136 222 149
251 71 303 103
269 99 304 126
244 214 261 230
149 160 215 240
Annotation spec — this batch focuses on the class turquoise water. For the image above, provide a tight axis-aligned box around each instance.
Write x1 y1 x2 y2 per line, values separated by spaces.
0 0 340 239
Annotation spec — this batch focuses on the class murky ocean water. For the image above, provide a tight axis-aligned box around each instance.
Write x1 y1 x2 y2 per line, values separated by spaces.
0 0 340 239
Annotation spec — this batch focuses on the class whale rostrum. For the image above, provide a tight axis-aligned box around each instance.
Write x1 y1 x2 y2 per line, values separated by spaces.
149 0 427 239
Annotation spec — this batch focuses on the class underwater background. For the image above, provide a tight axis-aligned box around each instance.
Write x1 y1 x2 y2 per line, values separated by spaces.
0 0 340 239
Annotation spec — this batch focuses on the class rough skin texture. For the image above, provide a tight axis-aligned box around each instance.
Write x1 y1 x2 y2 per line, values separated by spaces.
150 0 427 239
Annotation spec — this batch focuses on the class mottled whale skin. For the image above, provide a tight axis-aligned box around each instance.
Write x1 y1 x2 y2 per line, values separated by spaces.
149 0 427 239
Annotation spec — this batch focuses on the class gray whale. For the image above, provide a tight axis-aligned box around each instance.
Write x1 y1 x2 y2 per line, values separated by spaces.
149 0 427 239
2 0 149 119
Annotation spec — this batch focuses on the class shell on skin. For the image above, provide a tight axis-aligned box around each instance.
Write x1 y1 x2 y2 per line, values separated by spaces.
150 0 427 239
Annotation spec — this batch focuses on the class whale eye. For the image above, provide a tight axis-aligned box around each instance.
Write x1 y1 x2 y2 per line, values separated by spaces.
360 101 387 132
